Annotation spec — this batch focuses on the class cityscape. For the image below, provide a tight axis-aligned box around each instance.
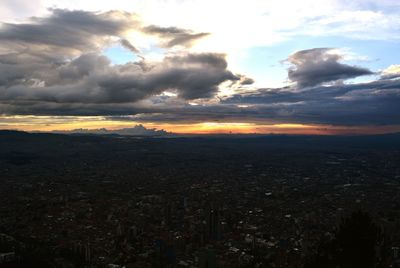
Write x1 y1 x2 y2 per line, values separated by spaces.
1 0 400 267
1 131 400 267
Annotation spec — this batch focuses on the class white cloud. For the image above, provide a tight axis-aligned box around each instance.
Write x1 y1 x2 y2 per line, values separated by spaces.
381 64 400 79
1 0 399 88
3 0 399 48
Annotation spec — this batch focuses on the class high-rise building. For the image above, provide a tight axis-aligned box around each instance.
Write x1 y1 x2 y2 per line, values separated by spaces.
206 203 221 241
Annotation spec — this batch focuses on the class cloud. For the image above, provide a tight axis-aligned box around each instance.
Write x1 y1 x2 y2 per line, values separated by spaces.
222 76 400 125
120 39 141 54
0 9 207 60
239 77 255 85
2 73 400 126
0 7 398 129
2 0 400 57
0 52 239 110
0 9 241 114
54 124 170 136
142 25 210 48
381 64 400 79
287 48 374 87
0 9 140 60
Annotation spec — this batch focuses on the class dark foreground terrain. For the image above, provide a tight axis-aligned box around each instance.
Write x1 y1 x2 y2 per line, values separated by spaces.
1 131 400 267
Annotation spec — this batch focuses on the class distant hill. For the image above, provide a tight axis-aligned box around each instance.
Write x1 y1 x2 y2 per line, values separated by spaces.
1 129 400 149
50 124 171 137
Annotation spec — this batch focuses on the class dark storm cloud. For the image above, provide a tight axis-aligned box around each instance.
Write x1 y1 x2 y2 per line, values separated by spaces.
0 9 139 59
2 75 399 126
0 9 141 88
0 52 238 107
143 25 210 47
0 9 240 114
288 48 374 87
0 9 206 61
222 77 400 125
94 52 238 101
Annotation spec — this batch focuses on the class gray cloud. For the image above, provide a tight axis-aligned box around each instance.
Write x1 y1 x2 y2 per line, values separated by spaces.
143 25 210 48
239 77 255 85
222 77 400 125
0 9 142 89
2 74 400 126
288 48 374 87
120 39 141 54
0 9 207 61
0 52 238 107
0 9 239 112
0 9 139 60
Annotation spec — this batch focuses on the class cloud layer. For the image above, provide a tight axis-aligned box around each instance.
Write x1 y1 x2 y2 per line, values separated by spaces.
0 9 399 129
0 52 238 104
0 9 139 59
0 9 240 115
287 48 374 87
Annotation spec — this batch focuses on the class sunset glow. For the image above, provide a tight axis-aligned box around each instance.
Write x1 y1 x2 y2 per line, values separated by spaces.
2 115 400 135
0 0 399 134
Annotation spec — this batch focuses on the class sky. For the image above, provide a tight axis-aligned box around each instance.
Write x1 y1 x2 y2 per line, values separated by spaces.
0 0 400 134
